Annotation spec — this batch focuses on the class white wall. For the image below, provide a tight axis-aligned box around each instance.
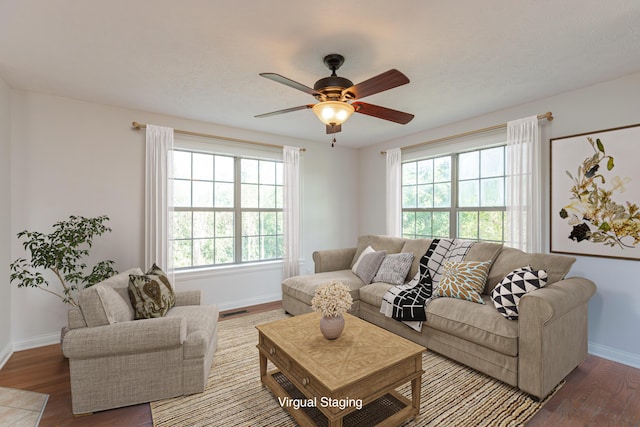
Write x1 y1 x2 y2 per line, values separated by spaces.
0 76 12 366
360 71 640 368
9 90 359 349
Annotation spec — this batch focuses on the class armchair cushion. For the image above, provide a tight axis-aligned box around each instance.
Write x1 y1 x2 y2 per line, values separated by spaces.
96 284 135 324
79 267 143 327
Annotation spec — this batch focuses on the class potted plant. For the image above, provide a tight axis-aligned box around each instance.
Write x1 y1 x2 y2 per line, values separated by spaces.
9 215 118 307
311 281 353 339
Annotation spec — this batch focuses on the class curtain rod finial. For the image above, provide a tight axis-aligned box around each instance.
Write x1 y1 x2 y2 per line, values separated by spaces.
545 112 553 121
132 121 143 129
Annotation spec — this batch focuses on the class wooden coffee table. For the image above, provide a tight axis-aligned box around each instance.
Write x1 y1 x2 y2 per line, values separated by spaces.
257 312 425 427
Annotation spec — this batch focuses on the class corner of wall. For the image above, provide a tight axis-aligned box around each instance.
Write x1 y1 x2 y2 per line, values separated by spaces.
0 75 12 359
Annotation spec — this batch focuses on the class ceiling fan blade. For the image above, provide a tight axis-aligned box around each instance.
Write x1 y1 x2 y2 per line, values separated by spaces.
259 73 321 96
255 105 313 118
343 69 409 100
352 102 414 124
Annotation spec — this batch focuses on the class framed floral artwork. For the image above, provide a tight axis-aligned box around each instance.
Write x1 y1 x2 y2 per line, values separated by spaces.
550 123 640 260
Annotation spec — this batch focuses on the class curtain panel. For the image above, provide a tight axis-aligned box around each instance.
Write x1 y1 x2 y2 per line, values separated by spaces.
386 148 402 237
145 124 174 282
506 116 542 252
283 146 301 278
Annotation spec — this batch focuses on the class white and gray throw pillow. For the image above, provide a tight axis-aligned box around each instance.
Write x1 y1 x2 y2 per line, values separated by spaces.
491 265 548 320
374 252 415 285
355 250 387 284
352 245 375 273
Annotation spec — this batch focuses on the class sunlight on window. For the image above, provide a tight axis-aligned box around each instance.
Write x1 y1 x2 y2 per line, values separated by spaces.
172 150 283 269
402 147 505 243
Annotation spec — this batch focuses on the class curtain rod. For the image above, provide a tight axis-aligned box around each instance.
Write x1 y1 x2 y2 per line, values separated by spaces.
380 112 553 155
131 122 306 152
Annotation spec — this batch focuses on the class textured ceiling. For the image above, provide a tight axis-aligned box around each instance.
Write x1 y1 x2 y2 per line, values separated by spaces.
1 0 639 148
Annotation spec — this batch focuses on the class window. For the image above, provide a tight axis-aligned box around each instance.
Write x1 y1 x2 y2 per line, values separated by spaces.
402 146 506 243
172 149 283 269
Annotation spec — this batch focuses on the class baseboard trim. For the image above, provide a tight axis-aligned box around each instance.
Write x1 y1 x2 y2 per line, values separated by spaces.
215 293 282 312
12 332 60 352
589 341 640 369
0 342 12 370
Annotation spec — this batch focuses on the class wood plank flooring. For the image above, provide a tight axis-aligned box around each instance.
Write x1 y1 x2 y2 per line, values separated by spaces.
0 300 638 426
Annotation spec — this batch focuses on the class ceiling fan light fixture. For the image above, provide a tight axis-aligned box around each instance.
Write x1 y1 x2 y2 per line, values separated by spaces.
312 101 355 126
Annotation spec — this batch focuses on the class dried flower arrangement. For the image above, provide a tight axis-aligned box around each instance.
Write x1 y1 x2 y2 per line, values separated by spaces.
311 281 353 318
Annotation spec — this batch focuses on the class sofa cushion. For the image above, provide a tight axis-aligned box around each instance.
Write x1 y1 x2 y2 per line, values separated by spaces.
282 270 364 305
350 235 406 267
165 305 219 360
95 284 135 324
426 295 519 356
491 266 548 320
128 265 176 319
434 261 491 304
355 250 387 284
78 267 143 327
486 248 575 294
373 252 415 285
465 242 503 265
400 238 432 280
359 282 394 307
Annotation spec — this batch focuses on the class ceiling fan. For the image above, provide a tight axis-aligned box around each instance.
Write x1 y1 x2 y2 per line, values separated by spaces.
255 54 414 144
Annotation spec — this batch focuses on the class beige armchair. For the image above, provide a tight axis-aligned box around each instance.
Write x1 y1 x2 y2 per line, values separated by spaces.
62 268 219 415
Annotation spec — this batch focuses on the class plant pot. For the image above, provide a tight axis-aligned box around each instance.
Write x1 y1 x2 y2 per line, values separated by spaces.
319 315 345 340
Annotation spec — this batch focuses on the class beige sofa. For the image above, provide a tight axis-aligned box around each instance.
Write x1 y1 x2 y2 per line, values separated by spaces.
62 268 219 415
282 235 596 400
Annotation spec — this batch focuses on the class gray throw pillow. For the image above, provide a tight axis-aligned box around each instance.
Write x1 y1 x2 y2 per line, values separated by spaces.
355 250 387 284
373 252 415 285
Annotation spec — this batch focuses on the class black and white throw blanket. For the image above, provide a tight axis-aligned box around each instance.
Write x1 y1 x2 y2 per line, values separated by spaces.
380 238 474 331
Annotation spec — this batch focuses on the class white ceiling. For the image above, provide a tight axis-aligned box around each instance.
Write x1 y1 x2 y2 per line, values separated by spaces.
1 1 639 148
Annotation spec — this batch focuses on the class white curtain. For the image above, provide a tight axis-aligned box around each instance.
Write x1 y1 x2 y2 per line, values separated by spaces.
506 116 542 252
386 148 402 237
283 146 301 279
145 125 174 281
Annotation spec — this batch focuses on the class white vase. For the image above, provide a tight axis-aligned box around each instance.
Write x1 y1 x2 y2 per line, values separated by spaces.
319 315 345 340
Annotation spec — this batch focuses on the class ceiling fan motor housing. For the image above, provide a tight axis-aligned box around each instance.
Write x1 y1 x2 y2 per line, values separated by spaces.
313 54 355 101
313 75 354 100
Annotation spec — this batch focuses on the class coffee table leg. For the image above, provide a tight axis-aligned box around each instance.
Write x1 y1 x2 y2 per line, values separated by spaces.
259 351 267 384
411 375 422 418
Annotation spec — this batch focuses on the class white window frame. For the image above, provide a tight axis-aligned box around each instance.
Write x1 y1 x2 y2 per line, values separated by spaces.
171 140 284 270
401 131 507 243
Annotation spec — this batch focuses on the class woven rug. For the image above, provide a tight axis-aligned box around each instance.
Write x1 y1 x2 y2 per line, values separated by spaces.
151 310 560 427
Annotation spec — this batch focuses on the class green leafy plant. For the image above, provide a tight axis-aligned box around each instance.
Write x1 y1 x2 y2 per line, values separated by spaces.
9 215 118 306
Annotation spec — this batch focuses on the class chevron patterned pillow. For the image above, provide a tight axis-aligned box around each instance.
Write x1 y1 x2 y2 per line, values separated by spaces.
491 266 548 320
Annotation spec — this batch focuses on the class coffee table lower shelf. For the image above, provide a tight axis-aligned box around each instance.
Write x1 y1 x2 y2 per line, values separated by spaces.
263 370 416 427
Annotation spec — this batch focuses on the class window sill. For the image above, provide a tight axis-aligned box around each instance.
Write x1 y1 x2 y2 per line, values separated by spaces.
175 260 284 281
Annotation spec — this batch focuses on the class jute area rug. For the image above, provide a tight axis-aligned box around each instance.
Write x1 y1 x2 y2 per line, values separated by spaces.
151 310 559 427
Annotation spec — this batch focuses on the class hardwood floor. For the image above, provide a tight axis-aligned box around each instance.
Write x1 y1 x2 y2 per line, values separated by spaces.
1 300 638 426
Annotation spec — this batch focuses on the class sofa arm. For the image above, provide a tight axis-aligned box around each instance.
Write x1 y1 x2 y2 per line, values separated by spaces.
62 316 186 359
312 248 357 273
518 277 597 399
175 290 202 306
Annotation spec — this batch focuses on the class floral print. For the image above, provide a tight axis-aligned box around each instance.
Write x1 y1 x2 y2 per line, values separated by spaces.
560 137 640 248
